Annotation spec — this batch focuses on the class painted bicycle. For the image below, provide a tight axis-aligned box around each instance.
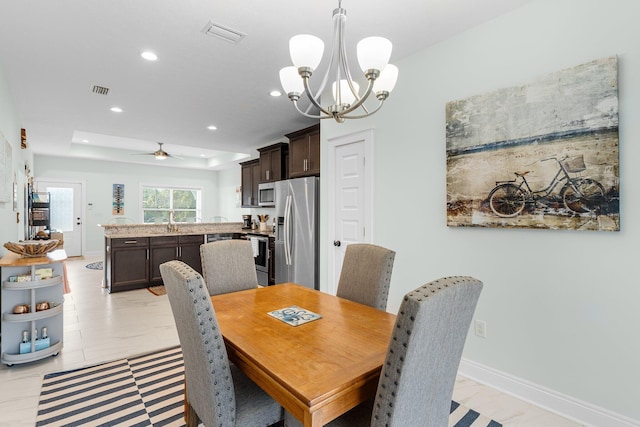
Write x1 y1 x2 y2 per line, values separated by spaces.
487 155 606 217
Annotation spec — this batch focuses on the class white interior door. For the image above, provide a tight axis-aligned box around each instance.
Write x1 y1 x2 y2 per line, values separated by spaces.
327 130 374 295
35 180 83 257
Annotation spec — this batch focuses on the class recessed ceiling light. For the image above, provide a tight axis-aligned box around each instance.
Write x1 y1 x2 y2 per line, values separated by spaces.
270 90 282 97
207 125 217 130
110 107 123 113
141 51 158 61
200 154 206 157
81 139 89 143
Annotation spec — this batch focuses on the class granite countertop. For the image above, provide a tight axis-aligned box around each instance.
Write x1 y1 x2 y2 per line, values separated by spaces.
100 222 275 238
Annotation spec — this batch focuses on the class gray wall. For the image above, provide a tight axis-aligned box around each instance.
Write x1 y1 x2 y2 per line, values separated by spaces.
319 0 639 422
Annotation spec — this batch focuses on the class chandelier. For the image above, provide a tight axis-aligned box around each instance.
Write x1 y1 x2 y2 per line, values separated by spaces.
279 1 398 123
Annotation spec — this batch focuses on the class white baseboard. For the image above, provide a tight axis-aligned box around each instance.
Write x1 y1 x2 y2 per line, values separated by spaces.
82 250 103 257
458 358 640 427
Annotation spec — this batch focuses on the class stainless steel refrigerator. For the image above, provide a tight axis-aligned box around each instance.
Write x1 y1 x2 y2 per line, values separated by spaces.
275 177 319 290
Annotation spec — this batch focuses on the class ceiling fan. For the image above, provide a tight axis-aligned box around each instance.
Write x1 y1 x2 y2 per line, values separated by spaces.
137 142 182 160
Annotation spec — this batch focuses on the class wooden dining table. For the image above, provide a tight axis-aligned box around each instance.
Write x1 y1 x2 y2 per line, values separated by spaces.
209 282 397 427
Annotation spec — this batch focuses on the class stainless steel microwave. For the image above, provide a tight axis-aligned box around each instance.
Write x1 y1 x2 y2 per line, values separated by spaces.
258 182 276 207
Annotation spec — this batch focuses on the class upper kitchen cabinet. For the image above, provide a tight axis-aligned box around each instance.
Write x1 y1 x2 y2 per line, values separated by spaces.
258 142 288 183
240 159 261 207
286 124 320 178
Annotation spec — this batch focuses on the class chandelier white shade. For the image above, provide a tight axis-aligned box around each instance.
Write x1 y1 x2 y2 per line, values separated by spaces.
290 35 324 71
373 64 399 93
279 66 304 94
333 80 359 105
279 1 398 123
356 37 392 72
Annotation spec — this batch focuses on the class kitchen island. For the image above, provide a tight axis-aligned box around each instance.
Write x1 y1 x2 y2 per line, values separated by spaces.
101 222 274 293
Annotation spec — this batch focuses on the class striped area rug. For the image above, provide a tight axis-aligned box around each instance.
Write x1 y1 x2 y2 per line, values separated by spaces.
37 347 184 426
36 347 502 427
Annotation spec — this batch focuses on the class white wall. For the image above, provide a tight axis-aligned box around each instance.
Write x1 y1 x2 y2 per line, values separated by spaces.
0 60 32 254
34 155 221 254
320 0 639 423
216 162 279 226
216 165 247 222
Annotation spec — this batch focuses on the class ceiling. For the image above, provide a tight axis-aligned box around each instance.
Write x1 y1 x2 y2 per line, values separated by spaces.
0 0 533 170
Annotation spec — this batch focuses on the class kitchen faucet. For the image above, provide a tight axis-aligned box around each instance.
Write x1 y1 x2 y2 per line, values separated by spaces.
167 210 178 232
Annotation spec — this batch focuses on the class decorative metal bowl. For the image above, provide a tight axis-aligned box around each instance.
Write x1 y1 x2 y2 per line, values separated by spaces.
3 240 63 257
13 304 30 314
36 301 51 311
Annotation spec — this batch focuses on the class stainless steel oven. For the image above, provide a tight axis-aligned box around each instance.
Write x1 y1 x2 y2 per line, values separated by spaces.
247 234 269 286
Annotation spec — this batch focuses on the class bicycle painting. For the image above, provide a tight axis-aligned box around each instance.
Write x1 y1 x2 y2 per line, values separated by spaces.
446 56 619 231
487 154 606 217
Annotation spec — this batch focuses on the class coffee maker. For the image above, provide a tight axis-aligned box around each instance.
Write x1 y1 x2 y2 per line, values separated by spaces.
242 214 252 229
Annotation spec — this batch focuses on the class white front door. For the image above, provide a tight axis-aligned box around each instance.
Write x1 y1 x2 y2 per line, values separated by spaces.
327 130 374 295
35 180 83 257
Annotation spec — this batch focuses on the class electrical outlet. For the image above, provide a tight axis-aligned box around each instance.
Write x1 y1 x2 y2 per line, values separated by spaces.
474 319 487 338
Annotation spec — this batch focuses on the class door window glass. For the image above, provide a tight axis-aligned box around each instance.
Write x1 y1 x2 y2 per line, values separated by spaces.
48 187 74 231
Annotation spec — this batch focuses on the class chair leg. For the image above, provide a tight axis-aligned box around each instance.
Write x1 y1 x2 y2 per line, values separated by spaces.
183 381 189 423
184 380 200 427
186 402 200 427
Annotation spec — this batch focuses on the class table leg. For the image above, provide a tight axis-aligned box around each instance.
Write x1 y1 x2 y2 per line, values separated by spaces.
304 409 323 427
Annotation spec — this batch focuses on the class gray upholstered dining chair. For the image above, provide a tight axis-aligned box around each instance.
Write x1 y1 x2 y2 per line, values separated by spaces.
336 243 396 310
200 239 259 296
285 276 483 427
159 260 283 427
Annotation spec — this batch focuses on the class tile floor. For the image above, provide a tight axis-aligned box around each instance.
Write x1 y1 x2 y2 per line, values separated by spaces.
0 255 583 426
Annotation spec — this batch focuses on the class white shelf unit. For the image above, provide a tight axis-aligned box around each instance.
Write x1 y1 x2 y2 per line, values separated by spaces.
1 258 65 366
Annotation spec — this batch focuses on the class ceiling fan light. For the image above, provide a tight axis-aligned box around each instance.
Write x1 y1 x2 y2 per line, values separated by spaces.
155 153 167 160
280 66 304 95
332 79 359 105
289 35 324 71
374 64 399 94
357 36 392 73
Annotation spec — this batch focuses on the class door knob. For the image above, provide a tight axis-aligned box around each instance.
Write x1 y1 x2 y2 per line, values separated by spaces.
333 240 341 247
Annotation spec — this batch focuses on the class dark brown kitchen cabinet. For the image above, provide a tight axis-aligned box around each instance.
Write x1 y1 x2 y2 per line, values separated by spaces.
258 142 288 183
177 234 204 273
240 159 260 207
150 235 204 283
150 236 179 283
106 237 150 293
106 234 204 292
287 124 320 177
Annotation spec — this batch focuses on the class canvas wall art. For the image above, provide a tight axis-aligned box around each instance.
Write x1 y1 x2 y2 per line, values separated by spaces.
446 56 619 231
112 183 125 215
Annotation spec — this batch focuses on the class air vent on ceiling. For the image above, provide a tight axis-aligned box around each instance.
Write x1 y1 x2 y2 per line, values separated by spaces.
202 21 246 44
92 85 110 95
